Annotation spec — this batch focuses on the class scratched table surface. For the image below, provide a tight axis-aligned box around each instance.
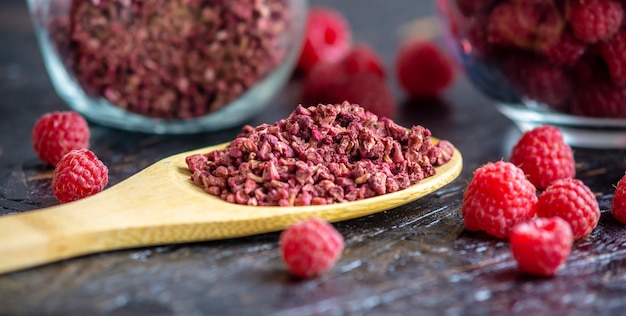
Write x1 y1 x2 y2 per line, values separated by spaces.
2 0 626 315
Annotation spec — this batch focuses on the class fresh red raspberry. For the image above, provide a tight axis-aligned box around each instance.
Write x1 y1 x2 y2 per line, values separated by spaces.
544 31 587 66
296 7 352 74
462 161 538 238
486 0 564 52
394 39 455 98
509 125 575 189
611 173 626 224
509 217 573 277
341 43 386 78
31 111 91 166
600 28 626 86
52 149 109 203
536 178 600 239
300 61 349 105
301 44 386 105
500 53 573 111
571 80 626 118
327 73 397 119
279 218 344 278
569 0 623 44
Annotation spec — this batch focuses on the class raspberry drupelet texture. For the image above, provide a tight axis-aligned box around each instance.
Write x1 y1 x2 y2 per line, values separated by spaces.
394 39 455 98
279 218 344 278
462 161 537 238
296 7 352 74
600 28 626 87
536 178 600 239
509 125 575 189
509 217 573 277
569 0 624 44
611 173 626 224
31 111 91 166
52 149 109 203
486 0 564 52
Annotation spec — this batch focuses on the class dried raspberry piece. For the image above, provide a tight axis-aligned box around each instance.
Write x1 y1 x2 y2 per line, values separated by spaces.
341 43 386 78
569 0 623 44
510 217 573 277
509 125 575 189
52 149 109 203
486 0 564 52
394 39 456 98
31 111 91 166
462 161 537 238
601 29 626 86
279 218 344 278
536 178 600 239
328 73 397 119
544 30 587 66
611 173 626 224
296 7 352 73
571 80 626 118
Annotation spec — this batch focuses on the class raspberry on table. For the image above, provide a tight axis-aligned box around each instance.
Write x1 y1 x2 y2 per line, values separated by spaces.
569 0 624 44
327 73 397 119
341 43 386 78
394 39 456 98
300 61 349 105
509 217 573 277
536 178 600 239
52 149 109 203
611 173 626 224
279 218 344 278
31 111 91 166
461 161 537 238
300 44 387 106
296 7 352 74
509 125 575 189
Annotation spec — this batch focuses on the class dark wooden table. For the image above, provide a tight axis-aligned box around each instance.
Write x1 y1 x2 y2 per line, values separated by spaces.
3 0 626 315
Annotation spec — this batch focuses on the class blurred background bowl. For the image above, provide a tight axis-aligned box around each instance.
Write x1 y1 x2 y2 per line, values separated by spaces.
436 0 626 148
27 0 307 134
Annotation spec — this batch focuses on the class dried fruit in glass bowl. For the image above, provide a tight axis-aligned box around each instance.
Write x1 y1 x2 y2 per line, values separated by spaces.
28 0 306 133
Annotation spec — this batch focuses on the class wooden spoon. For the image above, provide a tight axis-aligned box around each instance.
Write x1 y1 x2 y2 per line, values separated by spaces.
0 140 462 275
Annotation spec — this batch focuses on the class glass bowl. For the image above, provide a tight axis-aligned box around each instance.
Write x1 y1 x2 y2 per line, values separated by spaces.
27 0 307 134
436 0 626 148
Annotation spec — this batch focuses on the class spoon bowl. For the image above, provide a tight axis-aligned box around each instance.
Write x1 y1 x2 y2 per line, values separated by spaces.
0 139 462 274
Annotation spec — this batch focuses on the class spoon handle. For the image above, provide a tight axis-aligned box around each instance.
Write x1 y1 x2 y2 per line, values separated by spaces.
0 199 106 274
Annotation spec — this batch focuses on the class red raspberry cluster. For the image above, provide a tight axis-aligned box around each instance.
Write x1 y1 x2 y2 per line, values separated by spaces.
462 125 601 276
447 0 626 117
297 7 456 119
31 111 108 203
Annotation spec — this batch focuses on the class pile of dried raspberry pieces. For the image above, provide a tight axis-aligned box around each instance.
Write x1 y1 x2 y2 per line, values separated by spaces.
450 0 626 116
462 125 626 277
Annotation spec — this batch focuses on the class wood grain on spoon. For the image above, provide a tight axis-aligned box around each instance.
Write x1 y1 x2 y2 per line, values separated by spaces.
0 140 462 275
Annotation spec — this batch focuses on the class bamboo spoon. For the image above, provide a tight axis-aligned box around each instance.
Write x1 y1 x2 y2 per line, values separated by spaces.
0 140 462 275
